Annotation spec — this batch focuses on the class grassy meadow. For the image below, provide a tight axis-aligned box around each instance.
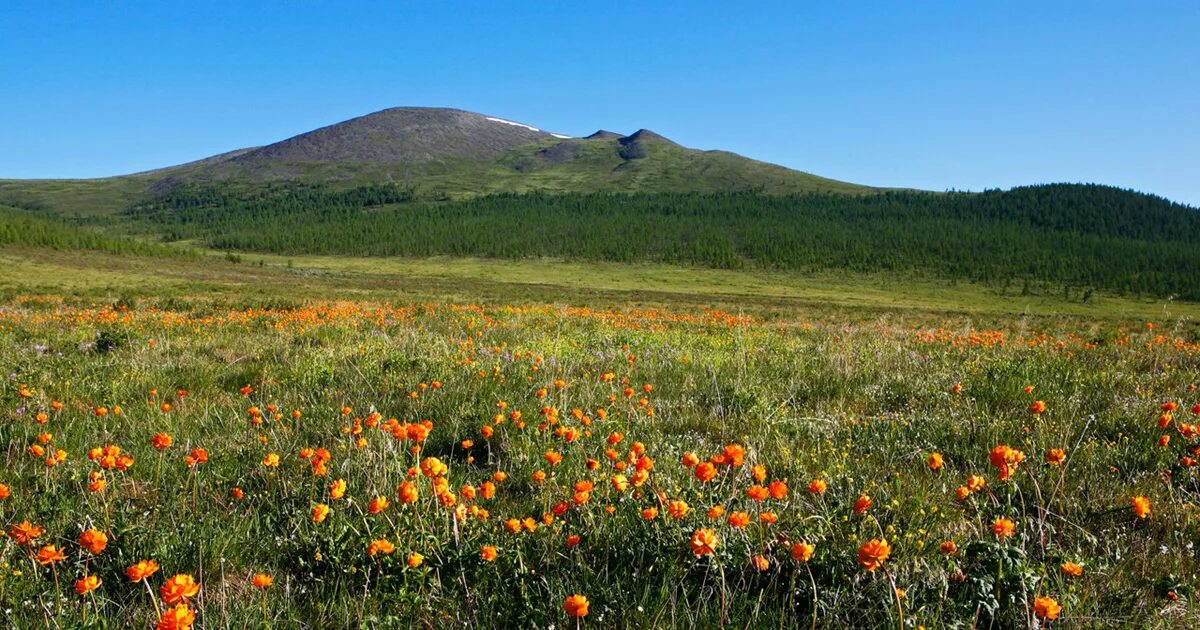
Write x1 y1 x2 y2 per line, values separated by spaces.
1 245 1199 628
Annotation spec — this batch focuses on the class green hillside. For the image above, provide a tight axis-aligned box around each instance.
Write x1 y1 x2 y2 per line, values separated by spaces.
125 183 1200 299
0 203 189 258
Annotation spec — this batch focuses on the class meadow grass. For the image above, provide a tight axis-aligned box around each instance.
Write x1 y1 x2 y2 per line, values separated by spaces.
0 250 1199 627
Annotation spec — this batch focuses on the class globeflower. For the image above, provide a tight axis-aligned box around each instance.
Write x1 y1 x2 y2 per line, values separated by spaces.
157 603 195 630
989 445 1025 480
36 545 67 565
9 521 44 546
1032 596 1061 620
74 574 101 595
160 574 200 605
991 517 1016 538
367 539 396 557
1132 495 1151 519
857 539 890 571
791 542 815 562
126 559 160 582
79 529 108 554
689 528 718 555
563 594 590 617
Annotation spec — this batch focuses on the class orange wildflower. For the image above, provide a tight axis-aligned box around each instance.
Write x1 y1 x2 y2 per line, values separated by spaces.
126 559 160 582
689 528 719 556
564 594 590 617
160 574 201 605
857 539 891 571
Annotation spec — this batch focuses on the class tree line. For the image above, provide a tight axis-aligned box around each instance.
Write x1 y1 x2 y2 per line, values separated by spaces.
126 183 1200 299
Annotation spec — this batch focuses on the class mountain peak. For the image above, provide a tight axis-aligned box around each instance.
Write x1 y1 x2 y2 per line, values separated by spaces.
229 107 560 166
586 130 622 140
619 129 676 145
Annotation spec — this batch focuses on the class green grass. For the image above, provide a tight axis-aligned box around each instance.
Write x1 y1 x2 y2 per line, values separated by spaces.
0 285 1198 627
2 245 1198 326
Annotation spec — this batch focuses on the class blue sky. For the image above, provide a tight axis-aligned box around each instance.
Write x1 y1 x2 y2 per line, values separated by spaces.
1 1 1197 204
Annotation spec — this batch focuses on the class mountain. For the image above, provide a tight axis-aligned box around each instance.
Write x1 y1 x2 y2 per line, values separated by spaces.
0 107 875 218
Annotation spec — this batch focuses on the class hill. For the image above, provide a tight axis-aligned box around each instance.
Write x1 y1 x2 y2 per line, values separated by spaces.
0 107 875 219
125 183 1200 299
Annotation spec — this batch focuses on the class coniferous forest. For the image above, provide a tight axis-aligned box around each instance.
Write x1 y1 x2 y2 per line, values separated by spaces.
126 183 1200 299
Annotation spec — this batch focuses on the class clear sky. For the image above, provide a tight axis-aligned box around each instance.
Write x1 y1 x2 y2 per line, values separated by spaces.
1 1 1197 204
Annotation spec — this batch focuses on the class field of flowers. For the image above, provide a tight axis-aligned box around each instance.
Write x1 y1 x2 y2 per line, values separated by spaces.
1 296 1198 628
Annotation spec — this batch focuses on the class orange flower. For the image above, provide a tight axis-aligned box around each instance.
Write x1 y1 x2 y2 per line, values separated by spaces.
927 452 944 470
991 517 1016 538
667 500 690 520
126 559 160 582
1131 495 1151 519
8 520 44 546
791 542 815 562
1045 449 1066 465
36 545 67 565
152 433 173 450
807 479 827 495
1029 400 1047 414
939 540 958 555
1061 562 1083 577
398 481 419 504
368 496 390 514
727 511 751 528
329 479 347 500
967 475 986 492
79 529 108 554
954 486 971 501
420 457 448 477
706 505 725 519
689 528 719 555
857 539 890 571
853 494 873 514
750 555 770 571
0 483 8 500
746 485 769 501
768 480 788 500
641 507 659 520
566 534 581 549
693 462 717 483
406 553 424 567
564 593 590 617
367 539 396 557
74 574 101 595
988 445 1025 480
156 603 196 630
312 503 331 523
1032 596 1061 620
160 574 201 605
251 573 273 589
184 447 208 467
481 545 498 561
